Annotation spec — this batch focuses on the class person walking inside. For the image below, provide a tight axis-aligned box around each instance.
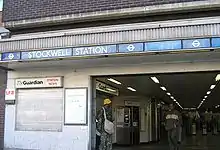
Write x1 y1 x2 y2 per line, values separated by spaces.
96 98 114 150
165 103 182 150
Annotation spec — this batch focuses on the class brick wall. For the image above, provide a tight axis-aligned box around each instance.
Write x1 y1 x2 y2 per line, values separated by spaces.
0 71 7 149
3 0 206 22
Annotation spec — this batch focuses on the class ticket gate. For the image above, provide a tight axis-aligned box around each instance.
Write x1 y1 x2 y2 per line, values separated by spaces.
116 106 140 145
192 123 196 135
202 124 207 135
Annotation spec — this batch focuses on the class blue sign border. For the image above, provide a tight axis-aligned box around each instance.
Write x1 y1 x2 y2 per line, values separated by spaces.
1 37 219 62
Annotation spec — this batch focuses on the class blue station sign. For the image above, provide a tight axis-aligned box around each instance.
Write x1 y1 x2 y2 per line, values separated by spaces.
1 37 220 62
145 40 182 51
73 45 117 56
182 38 210 49
118 43 144 53
21 48 72 60
211 38 220 48
1 52 21 61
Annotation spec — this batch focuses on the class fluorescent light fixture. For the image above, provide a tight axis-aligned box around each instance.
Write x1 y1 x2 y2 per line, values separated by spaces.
127 87 136 92
151 77 159 83
107 78 121 85
173 99 177 102
207 91 211 95
216 74 220 82
106 88 116 92
167 93 171 96
204 96 208 98
210 85 216 89
171 96 174 99
160 87 167 91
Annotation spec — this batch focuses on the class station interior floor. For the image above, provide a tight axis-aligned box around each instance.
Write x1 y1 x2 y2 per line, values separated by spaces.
113 134 220 150
95 71 220 150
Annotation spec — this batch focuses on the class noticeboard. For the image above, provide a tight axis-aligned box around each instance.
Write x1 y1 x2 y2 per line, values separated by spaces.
64 88 88 125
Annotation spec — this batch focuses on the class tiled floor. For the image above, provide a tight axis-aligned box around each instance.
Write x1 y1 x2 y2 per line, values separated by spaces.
114 133 220 150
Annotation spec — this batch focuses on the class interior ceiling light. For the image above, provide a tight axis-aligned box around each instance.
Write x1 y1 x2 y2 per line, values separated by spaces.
198 83 216 109
106 88 116 92
127 87 136 92
151 77 160 83
167 93 171 96
160 87 167 91
215 74 220 82
173 99 177 102
107 78 121 85
210 85 216 89
171 96 174 99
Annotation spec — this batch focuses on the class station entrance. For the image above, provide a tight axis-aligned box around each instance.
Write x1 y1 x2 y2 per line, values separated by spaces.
93 71 220 150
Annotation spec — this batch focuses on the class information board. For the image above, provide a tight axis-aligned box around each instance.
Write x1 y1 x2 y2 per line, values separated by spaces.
64 88 88 125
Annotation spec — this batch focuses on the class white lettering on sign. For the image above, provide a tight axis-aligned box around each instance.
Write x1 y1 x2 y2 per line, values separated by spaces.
16 77 63 89
5 89 16 100
74 46 108 55
125 101 140 106
26 49 72 59
96 81 119 96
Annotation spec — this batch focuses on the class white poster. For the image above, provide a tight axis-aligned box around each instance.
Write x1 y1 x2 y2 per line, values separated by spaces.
64 88 87 125
116 108 124 123
5 88 16 100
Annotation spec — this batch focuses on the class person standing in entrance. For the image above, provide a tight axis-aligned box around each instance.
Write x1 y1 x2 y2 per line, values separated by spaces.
97 98 114 150
165 103 182 150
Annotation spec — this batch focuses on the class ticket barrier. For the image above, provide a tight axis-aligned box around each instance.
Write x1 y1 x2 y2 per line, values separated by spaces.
192 123 196 135
213 123 218 135
202 124 207 135
116 106 140 145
